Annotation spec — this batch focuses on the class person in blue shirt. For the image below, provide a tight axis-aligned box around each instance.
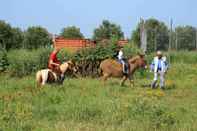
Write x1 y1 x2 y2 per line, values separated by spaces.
150 51 168 89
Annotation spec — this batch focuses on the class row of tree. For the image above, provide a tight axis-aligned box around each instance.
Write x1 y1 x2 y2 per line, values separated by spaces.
132 19 197 52
0 21 52 50
0 19 196 51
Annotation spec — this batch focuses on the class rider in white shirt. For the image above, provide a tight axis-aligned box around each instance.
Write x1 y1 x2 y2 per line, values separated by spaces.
117 47 128 74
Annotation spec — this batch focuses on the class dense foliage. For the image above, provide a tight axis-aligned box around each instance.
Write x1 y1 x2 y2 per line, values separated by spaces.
0 49 9 72
131 18 197 52
0 20 52 50
131 18 169 52
2 45 197 78
93 20 124 41
60 26 84 39
0 20 24 50
23 26 52 49
1 19 197 51
7 48 52 77
173 26 196 50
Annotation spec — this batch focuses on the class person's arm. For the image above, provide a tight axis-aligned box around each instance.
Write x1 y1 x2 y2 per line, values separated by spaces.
49 60 60 67
150 60 154 72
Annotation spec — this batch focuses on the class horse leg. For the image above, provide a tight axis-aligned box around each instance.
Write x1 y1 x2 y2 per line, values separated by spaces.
129 75 135 87
102 73 109 86
120 76 127 86
41 70 49 86
36 71 42 88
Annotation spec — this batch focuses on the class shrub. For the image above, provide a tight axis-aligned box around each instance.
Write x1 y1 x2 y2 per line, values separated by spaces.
5 46 196 77
123 42 143 58
7 48 51 77
72 39 119 77
0 49 9 72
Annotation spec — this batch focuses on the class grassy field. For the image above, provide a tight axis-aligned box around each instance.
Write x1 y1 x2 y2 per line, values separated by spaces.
0 63 197 131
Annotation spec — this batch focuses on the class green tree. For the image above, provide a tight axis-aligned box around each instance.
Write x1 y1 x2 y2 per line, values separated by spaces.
0 48 9 72
93 20 124 41
11 27 24 49
23 26 52 49
131 18 169 52
60 26 84 39
0 20 13 50
175 26 196 50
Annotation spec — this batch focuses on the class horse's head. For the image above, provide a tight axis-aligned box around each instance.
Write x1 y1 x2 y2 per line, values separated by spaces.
60 60 78 73
128 54 147 69
67 60 78 73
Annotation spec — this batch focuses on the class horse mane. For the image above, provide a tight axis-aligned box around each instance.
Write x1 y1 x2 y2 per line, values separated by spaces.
128 56 140 64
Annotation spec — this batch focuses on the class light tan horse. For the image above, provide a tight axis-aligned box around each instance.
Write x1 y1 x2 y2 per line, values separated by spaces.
36 60 77 87
99 54 147 86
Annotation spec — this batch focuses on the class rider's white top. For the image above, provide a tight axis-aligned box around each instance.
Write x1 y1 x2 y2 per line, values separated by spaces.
118 50 123 60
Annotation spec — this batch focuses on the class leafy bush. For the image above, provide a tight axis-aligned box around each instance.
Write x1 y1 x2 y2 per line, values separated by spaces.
4 44 197 77
0 49 9 72
123 42 143 58
7 48 52 77
71 40 119 77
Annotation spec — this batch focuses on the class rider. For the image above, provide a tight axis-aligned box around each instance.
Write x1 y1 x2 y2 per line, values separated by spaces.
117 46 128 74
48 48 64 83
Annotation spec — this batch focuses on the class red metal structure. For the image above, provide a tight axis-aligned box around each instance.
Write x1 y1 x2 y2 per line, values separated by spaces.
54 37 96 51
118 40 129 47
53 37 128 51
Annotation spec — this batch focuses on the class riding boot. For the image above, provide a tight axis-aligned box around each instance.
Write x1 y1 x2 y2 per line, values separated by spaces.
125 63 129 74
122 64 126 74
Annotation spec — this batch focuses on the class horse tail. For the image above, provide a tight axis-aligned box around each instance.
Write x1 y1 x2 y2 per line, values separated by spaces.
36 71 42 87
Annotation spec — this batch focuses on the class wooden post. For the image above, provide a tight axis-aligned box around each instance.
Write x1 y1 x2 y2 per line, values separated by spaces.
175 30 178 50
169 19 173 51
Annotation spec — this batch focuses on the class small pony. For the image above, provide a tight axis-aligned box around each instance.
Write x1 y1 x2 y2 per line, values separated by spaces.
36 60 77 87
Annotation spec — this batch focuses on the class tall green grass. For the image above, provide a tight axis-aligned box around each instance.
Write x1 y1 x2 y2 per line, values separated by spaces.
0 62 197 131
7 48 52 77
2 47 197 77
146 51 197 64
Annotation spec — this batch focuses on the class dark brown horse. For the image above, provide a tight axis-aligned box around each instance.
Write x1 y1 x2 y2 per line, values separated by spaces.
99 54 147 86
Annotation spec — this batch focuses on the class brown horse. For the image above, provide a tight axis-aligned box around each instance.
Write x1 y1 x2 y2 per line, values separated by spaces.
99 54 147 86
36 60 77 87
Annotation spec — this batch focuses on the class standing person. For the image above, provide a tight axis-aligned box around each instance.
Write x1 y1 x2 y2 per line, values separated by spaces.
48 48 64 83
117 47 128 74
150 51 168 89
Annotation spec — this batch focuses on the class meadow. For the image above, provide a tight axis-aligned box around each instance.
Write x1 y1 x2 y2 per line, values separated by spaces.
0 61 197 131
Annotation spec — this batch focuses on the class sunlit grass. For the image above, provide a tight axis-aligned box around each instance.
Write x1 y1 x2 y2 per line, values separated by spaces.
0 63 197 131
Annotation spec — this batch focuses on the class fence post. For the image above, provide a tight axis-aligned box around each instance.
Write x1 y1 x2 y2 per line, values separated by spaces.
140 18 147 53
175 30 178 51
169 18 173 51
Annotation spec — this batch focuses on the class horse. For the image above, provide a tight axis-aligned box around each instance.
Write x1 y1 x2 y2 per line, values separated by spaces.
99 54 147 86
36 60 77 87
